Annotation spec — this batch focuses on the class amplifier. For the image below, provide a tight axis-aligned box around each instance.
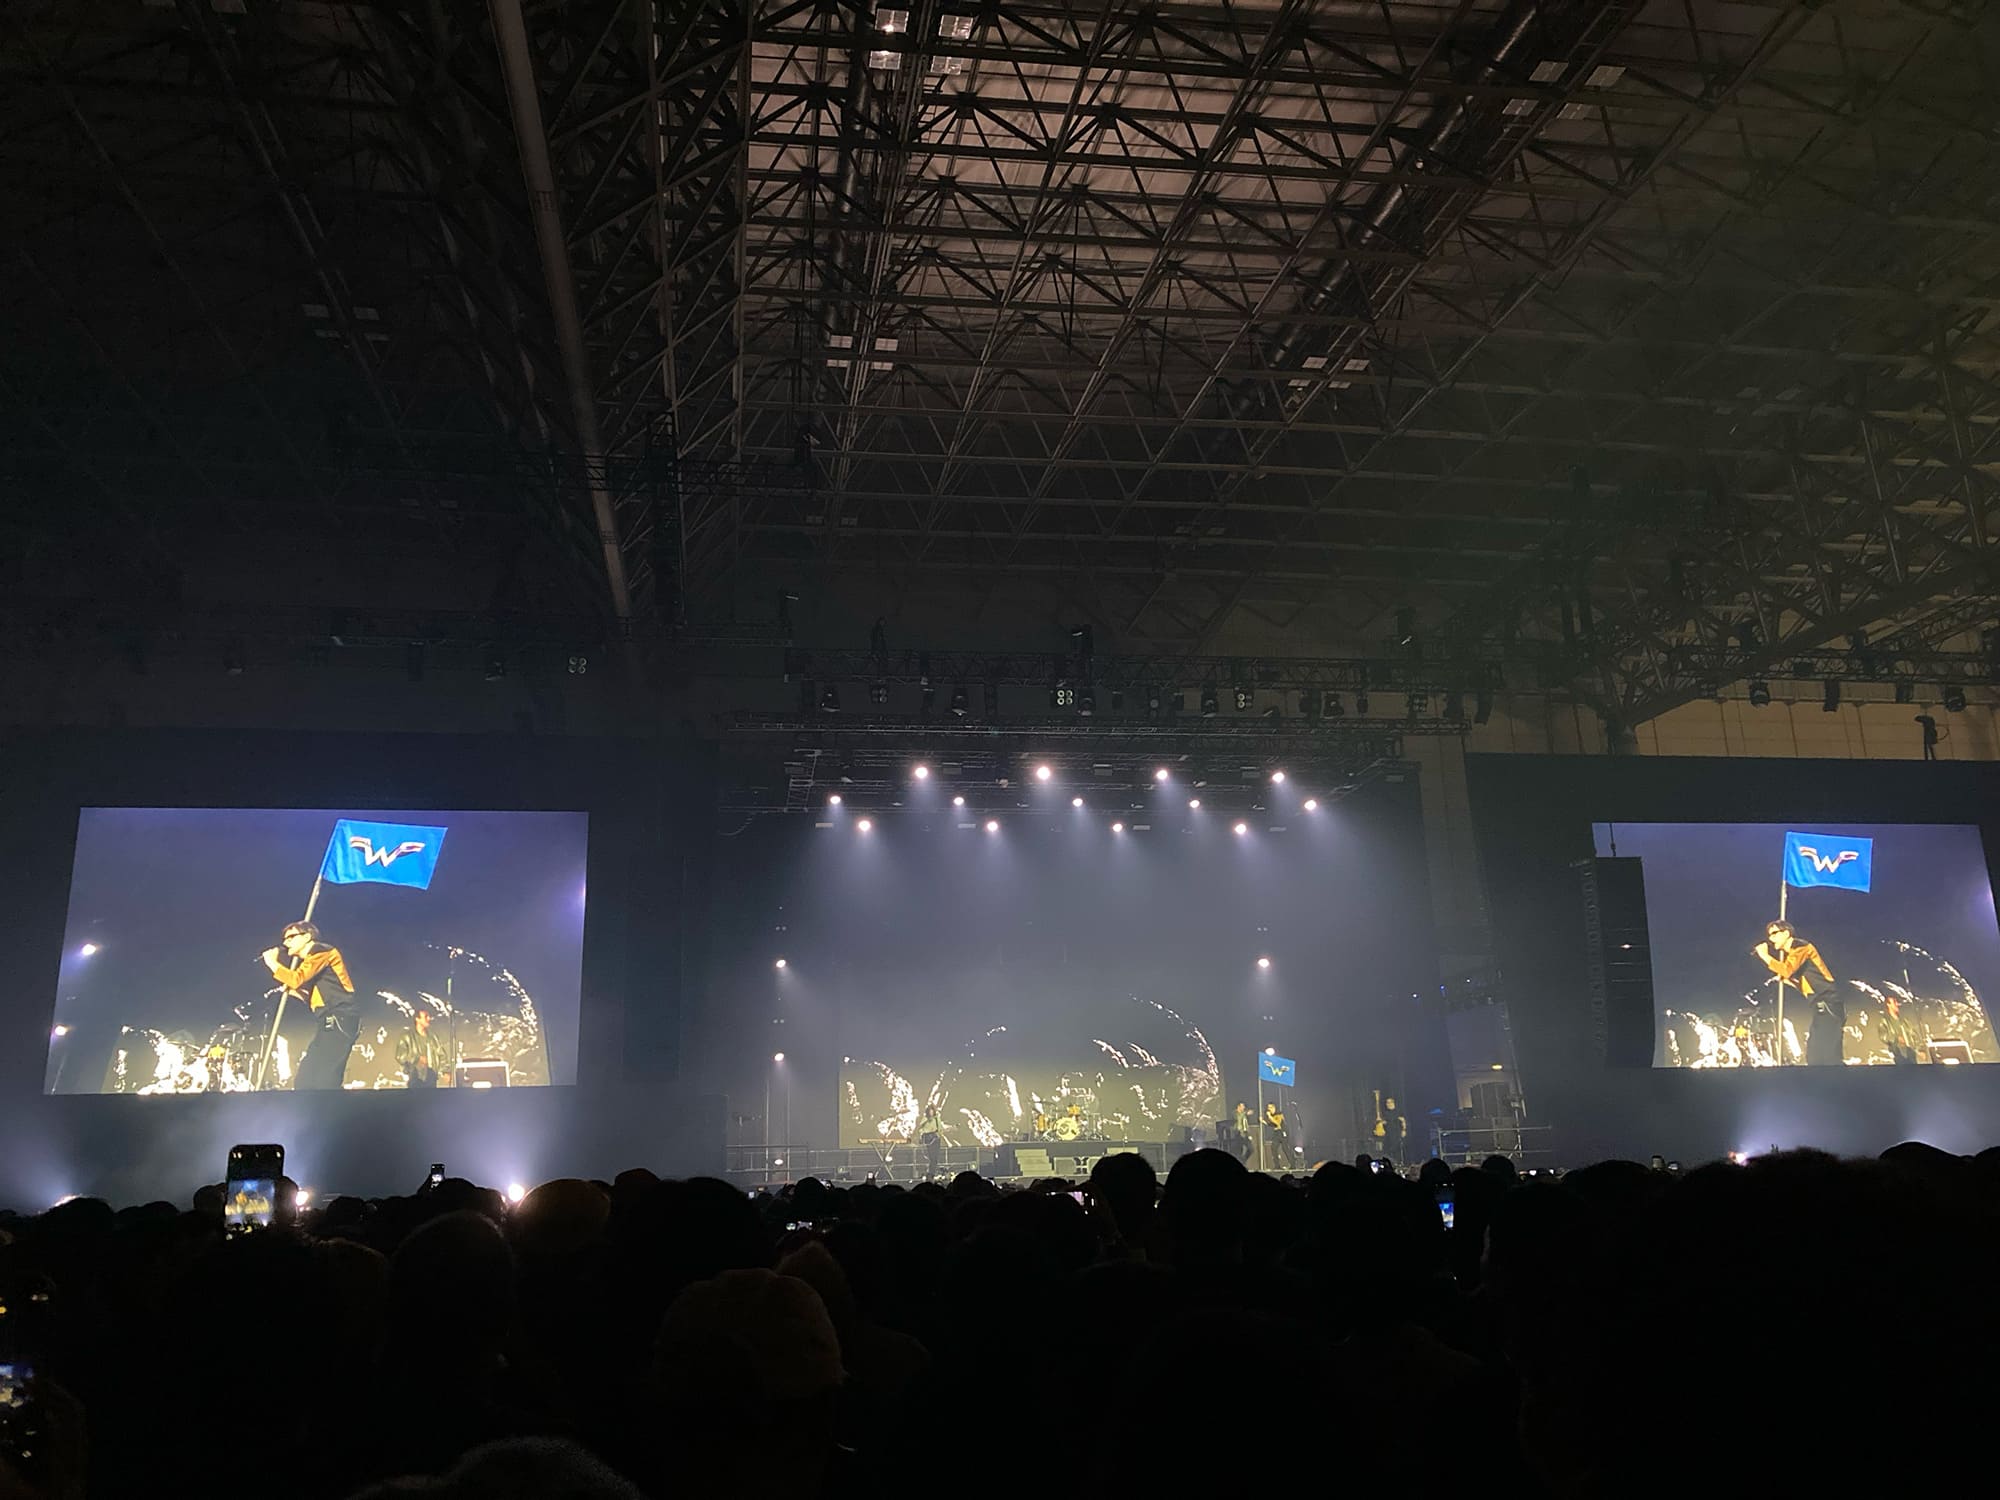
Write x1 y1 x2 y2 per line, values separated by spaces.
454 1059 511 1089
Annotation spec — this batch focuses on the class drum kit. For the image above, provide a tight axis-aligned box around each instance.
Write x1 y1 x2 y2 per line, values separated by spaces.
1030 1090 1127 1142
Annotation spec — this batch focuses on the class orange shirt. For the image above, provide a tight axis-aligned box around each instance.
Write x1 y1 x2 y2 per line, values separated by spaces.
271 945 355 1014
1764 941 1833 996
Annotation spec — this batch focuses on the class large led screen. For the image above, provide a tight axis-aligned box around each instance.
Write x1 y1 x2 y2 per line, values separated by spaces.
48 808 587 1093
1594 821 2000 1067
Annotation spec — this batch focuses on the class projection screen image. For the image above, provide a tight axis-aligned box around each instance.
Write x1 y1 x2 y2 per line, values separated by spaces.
48 808 588 1093
1593 821 2000 1067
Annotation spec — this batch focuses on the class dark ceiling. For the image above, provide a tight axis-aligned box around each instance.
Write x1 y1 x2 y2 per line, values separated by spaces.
6 0 1999 726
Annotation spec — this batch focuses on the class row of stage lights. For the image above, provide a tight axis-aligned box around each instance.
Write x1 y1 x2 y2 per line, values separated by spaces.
825 764 1320 834
772 954 1279 974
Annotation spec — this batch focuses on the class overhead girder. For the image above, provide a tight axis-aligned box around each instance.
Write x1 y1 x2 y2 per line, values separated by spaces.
9 0 2000 702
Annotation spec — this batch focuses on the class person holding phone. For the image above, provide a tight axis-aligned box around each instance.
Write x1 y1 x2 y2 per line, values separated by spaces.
262 921 358 1091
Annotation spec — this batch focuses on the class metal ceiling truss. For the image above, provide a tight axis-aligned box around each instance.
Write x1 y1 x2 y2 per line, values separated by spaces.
11 1 2000 728
778 641 1504 700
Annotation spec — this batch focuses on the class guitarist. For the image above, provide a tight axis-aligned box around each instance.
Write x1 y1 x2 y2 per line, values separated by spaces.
262 921 358 1091
917 1103 947 1179
396 1006 449 1088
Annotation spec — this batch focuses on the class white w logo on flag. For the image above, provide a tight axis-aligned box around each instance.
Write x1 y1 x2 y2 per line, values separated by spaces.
350 836 428 868
1795 845 1859 874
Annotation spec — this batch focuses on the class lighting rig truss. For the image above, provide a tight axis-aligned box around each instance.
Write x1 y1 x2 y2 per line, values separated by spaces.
720 740 1409 817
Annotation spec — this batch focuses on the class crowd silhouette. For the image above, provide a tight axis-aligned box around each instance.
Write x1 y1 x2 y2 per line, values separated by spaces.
2 1141 1994 1498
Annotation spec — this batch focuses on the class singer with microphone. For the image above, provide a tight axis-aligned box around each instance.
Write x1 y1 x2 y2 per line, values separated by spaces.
261 920 358 1090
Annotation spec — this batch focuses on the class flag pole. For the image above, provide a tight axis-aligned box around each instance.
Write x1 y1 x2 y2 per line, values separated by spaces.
1775 877 1788 1065
255 869 326 1090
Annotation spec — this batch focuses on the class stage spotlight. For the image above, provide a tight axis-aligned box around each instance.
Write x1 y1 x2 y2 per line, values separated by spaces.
1233 822 1248 836
1233 686 1252 712
295 1188 312 1210
1078 688 1095 716
1200 685 1219 717
1490 1063 1504 1071
1325 693 1344 718
984 819 1000 834
856 818 873 833
1154 767 1170 782
913 764 930 780
51 1024 69 1039
1270 770 1286 784
1035 764 1052 782
1111 821 1125 833
953 795 966 807
507 1182 527 1204
773 1052 786 1063
1303 798 1319 812
78 942 100 957
820 685 841 713
1945 686 1968 713
1257 956 1272 970
869 680 888 705
1072 796 1085 808
1747 680 1771 707
1146 686 1162 717
828 794 843 807
774 958 788 970
1264 1046 1276 1057
1188 798 1201 810
950 684 969 717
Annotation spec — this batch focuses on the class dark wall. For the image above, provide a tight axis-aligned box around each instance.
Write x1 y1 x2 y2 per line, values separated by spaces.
1469 753 2000 1162
0 728 721 1208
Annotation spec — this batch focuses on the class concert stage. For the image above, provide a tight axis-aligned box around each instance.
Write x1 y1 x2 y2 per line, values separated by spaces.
725 1139 1237 1189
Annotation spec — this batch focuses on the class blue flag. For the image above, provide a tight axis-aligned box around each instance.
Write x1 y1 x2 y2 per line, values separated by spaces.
1258 1052 1297 1086
320 819 447 889
1783 830 1872 892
